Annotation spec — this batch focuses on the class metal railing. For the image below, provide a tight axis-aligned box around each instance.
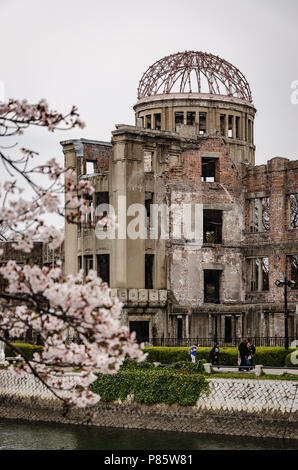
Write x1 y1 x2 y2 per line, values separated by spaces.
147 337 298 348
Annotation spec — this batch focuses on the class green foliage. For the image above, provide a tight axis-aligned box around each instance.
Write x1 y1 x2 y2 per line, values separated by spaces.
122 358 155 370
91 369 209 406
167 361 205 374
122 358 205 374
4 342 43 360
143 347 190 363
142 346 296 367
253 348 296 367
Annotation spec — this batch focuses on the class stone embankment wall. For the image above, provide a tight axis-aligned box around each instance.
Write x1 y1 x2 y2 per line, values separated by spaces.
0 370 297 440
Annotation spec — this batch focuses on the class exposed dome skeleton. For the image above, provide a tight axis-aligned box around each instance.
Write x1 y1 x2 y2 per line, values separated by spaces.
137 51 252 103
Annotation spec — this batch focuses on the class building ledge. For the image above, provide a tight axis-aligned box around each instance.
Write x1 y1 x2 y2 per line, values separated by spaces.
110 288 167 307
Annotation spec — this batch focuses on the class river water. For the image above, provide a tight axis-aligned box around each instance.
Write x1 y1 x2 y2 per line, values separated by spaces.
0 419 297 450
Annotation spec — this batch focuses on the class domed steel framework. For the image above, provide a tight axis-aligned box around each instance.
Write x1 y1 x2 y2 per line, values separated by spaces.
137 51 252 103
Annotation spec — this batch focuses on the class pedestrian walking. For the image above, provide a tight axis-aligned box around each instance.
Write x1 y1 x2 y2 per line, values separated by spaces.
247 338 256 370
238 338 248 371
189 344 197 363
209 343 220 367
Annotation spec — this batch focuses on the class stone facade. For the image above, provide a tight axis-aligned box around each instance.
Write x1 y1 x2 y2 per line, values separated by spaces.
61 53 298 345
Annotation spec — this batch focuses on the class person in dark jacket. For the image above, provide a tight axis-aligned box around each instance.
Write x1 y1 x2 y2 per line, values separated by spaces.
210 343 220 367
238 338 248 371
247 338 256 370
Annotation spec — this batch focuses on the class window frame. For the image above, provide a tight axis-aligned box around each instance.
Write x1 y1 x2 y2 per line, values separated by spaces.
247 257 269 292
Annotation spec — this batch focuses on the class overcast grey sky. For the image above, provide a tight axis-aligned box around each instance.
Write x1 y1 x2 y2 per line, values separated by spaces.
0 0 298 167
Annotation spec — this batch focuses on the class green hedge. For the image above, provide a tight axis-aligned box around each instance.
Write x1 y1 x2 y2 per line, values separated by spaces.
143 347 297 367
166 361 205 374
91 369 209 406
4 343 43 360
122 358 205 374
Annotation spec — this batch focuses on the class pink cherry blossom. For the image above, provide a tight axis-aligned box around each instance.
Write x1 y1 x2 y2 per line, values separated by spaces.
0 98 145 415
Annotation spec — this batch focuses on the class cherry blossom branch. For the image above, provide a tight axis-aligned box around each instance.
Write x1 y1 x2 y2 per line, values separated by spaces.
0 98 145 413
0 99 85 137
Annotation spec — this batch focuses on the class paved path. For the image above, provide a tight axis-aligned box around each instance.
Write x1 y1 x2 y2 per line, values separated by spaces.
214 367 298 376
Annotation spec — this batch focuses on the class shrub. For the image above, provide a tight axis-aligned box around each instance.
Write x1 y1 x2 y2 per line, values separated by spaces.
142 346 295 367
122 358 155 370
142 347 190 363
4 342 43 360
169 361 205 374
253 348 295 367
122 359 205 374
91 369 209 406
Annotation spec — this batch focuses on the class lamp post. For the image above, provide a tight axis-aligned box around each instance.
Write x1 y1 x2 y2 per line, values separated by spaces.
275 277 295 350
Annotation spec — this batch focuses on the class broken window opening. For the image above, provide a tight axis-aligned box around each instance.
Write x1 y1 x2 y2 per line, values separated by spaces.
250 258 259 291
201 158 217 182
175 112 184 130
83 193 93 228
187 111 196 126
248 257 269 292
145 254 154 289
203 210 222 244
86 160 95 175
262 258 269 291
145 192 153 230
95 192 109 230
144 151 153 173
154 113 161 130
177 317 183 340
213 315 218 342
289 194 298 229
228 115 233 138
288 255 298 289
96 192 109 209
204 270 221 304
224 316 232 343
129 321 149 343
146 115 152 129
261 198 270 231
248 119 252 143
220 114 226 136
199 112 207 134
248 198 270 232
235 116 240 139
84 255 93 276
97 254 110 285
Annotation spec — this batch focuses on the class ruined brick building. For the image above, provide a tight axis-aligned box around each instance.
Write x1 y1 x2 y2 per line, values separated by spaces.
61 51 298 346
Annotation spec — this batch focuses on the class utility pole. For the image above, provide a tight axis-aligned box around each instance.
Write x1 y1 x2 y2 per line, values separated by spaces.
284 276 289 351
275 277 295 350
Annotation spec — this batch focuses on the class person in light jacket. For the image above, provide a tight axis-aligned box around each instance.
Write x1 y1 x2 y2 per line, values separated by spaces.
189 344 197 363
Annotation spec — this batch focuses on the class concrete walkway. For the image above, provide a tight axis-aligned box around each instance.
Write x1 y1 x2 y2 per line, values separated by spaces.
213 366 298 376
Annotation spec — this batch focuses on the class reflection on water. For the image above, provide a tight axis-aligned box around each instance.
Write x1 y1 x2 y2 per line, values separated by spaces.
0 419 297 450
